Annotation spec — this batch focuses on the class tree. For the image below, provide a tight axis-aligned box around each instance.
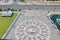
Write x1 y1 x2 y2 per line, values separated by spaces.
19 9 21 11
47 0 58 1
7 8 11 10
0 9 2 11
11 9 14 11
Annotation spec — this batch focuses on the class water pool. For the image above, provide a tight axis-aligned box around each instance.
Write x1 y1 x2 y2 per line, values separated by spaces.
50 14 60 30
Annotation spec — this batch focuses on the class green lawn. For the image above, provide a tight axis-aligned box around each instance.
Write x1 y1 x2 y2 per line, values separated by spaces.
0 13 17 38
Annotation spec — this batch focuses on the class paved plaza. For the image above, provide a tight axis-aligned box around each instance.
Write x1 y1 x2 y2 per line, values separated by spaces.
4 10 60 40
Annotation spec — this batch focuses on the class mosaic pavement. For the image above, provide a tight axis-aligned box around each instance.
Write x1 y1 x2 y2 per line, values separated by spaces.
15 19 50 40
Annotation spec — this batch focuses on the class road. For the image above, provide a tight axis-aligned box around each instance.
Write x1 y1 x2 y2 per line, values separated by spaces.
0 0 60 11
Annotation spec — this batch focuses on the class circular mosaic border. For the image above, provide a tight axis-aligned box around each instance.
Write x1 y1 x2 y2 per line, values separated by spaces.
15 19 50 40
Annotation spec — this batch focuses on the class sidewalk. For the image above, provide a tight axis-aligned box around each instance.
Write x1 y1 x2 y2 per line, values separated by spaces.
0 0 13 5
17 1 60 5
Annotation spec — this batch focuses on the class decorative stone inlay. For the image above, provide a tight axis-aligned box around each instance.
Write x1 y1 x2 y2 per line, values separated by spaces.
15 19 50 40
